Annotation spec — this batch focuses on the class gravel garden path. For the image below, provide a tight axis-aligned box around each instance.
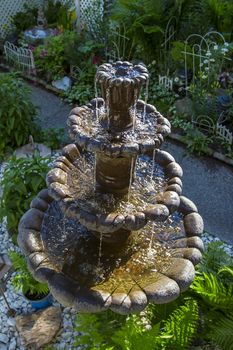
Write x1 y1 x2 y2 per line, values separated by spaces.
30 82 233 245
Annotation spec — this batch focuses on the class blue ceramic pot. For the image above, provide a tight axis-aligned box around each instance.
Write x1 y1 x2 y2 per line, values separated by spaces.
25 292 53 310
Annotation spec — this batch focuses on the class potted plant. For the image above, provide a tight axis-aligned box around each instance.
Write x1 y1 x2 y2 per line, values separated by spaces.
9 251 53 310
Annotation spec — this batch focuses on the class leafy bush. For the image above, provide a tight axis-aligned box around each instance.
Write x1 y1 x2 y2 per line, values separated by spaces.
12 4 37 34
34 29 103 81
64 63 96 105
34 32 72 80
9 251 49 298
44 0 75 30
111 0 167 62
0 155 50 235
37 128 67 150
183 130 213 156
0 73 37 158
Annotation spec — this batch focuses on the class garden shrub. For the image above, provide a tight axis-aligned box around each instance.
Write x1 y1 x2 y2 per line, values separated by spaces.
0 73 37 158
0 154 50 235
12 4 38 34
34 32 72 80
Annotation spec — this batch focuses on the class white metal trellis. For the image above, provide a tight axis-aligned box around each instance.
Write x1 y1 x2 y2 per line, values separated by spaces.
0 0 104 38
0 0 41 38
161 17 177 72
4 41 36 74
183 31 229 94
192 115 215 133
161 17 177 51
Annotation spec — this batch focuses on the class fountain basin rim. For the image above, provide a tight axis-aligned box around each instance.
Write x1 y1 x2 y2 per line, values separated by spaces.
46 147 184 232
68 100 170 156
18 189 203 314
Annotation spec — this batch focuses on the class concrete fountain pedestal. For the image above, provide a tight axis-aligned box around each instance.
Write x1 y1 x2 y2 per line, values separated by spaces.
18 62 204 314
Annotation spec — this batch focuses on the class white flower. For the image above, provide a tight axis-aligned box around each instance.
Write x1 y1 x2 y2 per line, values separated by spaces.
222 48 228 53
224 42 229 46
210 58 215 62
214 45 218 50
152 60 156 65
202 75 207 79
205 67 209 71
204 59 209 64
200 63 204 67
174 77 179 82
206 51 211 56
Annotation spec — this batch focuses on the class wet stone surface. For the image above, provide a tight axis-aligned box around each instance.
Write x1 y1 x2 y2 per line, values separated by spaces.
41 201 187 295
74 106 158 144
65 155 166 215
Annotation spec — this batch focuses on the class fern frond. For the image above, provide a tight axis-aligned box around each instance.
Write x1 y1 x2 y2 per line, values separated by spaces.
207 312 233 350
191 273 233 310
198 241 233 276
218 266 233 279
164 298 199 350
9 251 28 272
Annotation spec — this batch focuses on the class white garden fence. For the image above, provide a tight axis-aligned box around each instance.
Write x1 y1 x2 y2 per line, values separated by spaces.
192 115 233 145
159 75 173 91
216 123 233 145
4 41 36 74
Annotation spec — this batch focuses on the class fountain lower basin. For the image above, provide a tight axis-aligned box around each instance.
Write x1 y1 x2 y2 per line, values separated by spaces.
18 189 203 314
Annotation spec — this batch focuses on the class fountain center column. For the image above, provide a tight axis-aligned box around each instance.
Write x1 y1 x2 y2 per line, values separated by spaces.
95 62 148 195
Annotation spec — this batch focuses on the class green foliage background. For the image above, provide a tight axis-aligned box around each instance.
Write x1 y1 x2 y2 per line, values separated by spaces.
0 155 50 234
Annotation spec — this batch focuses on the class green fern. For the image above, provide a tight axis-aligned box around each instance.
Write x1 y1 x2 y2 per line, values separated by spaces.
218 266 233 279
164 298 199 350
198 241 233 276
74 311 126 349
191 272 233 310
111 314 171 350
207 312 233 350
9 251 49 297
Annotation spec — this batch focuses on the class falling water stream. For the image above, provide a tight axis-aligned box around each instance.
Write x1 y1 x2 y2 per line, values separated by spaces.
93 155 96 192
98 232 103 267
128 156 137 202
148 222 155 254
132 89 138 132
150 149 156 180
106 87 110 129
143 77 150 123
94 77 99 122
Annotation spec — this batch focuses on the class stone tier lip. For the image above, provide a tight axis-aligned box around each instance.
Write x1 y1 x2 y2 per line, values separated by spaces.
96 61 149 86
67 99 171 156
46 144 184 233
18 188 204 314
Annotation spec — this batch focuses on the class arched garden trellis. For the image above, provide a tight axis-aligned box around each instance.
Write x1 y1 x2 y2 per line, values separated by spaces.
161 16 177 74
183 31 229 92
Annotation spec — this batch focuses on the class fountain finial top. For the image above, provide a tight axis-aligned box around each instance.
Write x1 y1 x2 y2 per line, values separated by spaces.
96 61 149 87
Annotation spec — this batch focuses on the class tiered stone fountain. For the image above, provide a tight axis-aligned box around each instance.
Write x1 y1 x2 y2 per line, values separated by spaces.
18 62 204 314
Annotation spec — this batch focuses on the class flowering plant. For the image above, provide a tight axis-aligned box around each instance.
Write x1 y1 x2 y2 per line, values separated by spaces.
34 30 78 80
